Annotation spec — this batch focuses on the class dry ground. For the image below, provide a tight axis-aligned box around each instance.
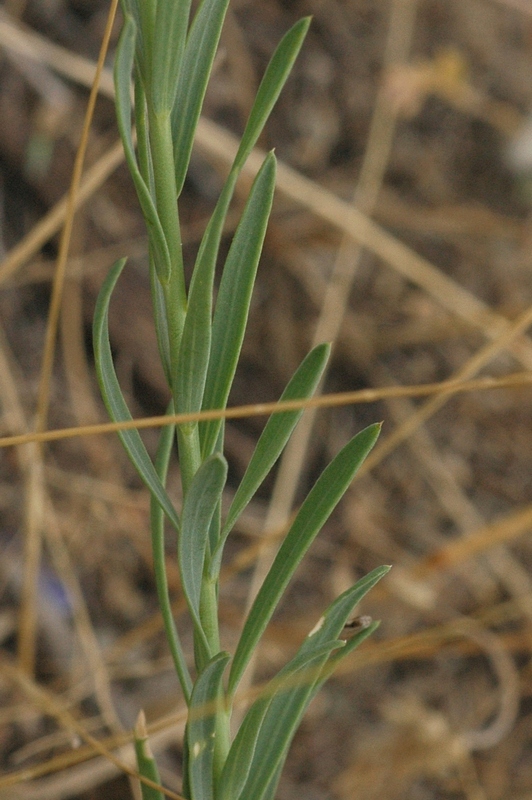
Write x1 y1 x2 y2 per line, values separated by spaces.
1 0 532 798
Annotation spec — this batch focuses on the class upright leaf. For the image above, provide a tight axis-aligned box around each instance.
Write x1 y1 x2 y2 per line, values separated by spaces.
221 566 389 800
178 16 311 409
232 17 311 171
186 652 231 800
179 454 228 639
134 711 165 800
236 649 338 800
151 0 192 114
200 152 277 458
210 343 330 577
228 422 382 696
92 258 180 533
113 14 172 283
184 16 311 329
173 0 232 195
217 641 342 800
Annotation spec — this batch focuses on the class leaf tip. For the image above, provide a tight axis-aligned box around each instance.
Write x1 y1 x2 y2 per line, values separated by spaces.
308 615 325 637
134 709 148 739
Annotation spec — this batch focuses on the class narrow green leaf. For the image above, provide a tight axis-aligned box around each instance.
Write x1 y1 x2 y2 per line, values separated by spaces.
217 641 341 800
228 422 382 696
151 0 192 114
180 454 228 635
315 619 380 690
217 699 269 800
187 652 231 800
182 16 308 344
149 259 172 386
222 569 388 800
175 255 215 420
258 760 283 800
126 0 156 87
235 644 343 800
210 343 330 577
150 409 193 703
113 14 172 283
233 17 311 172
134 711 165 800
93 258 181 533
134 74 154 191
233 570 389 800
173 0 231 195
200 152 277 458
179 15 310 390
294 565 390 663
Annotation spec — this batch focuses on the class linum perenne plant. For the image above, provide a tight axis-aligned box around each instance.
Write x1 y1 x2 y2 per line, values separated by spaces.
92 1 389 798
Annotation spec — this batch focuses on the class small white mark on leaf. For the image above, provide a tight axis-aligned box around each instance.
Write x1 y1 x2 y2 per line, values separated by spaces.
192 741 203 758
308 616 325 637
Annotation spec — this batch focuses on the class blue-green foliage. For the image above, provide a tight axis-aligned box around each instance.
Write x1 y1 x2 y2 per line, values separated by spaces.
93 2 388 797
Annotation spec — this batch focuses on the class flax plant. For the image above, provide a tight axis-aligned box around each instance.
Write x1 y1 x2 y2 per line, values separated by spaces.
93 1 389 797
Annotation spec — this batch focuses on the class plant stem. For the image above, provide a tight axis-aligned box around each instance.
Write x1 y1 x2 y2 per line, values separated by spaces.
148 107 187 350
176 424 202 497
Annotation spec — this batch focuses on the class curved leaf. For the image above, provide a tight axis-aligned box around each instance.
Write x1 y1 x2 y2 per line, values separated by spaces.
173 0 231 195
217 641 341 800
228 422 382 696
200 152 277 458
151 0 192 114
210 343 330 577
187 652 231 800
233 17 311 172
180 454 228 639
113 14 171 283
222 566 389 800
92 258 180 533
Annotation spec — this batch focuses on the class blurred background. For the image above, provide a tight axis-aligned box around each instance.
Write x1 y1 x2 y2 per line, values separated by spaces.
1 0 532 798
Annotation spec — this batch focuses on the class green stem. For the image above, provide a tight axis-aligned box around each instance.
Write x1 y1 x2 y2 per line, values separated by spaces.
148 106 187 354
199 575 220 655
199 576 230 785
213 699 231 787
176 424 202 498
152 413 193 704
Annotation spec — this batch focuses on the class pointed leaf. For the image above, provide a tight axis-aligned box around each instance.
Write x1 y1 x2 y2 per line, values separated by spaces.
228 422 382 695
93 258 180 533
134 712 165 800
175 253 215 419
114 14 171 283
211 343 330 576
237 569 389 800
293 565 390 664
179 15 310 380
151 0 192 114
217 640 342 800
187 652 231 800
222 568 388 800
200 152 277 458
173 0 231 195
233 17 311 172
236 645 341 800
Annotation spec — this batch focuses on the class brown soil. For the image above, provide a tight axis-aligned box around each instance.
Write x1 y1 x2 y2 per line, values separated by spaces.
1 1 532 798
